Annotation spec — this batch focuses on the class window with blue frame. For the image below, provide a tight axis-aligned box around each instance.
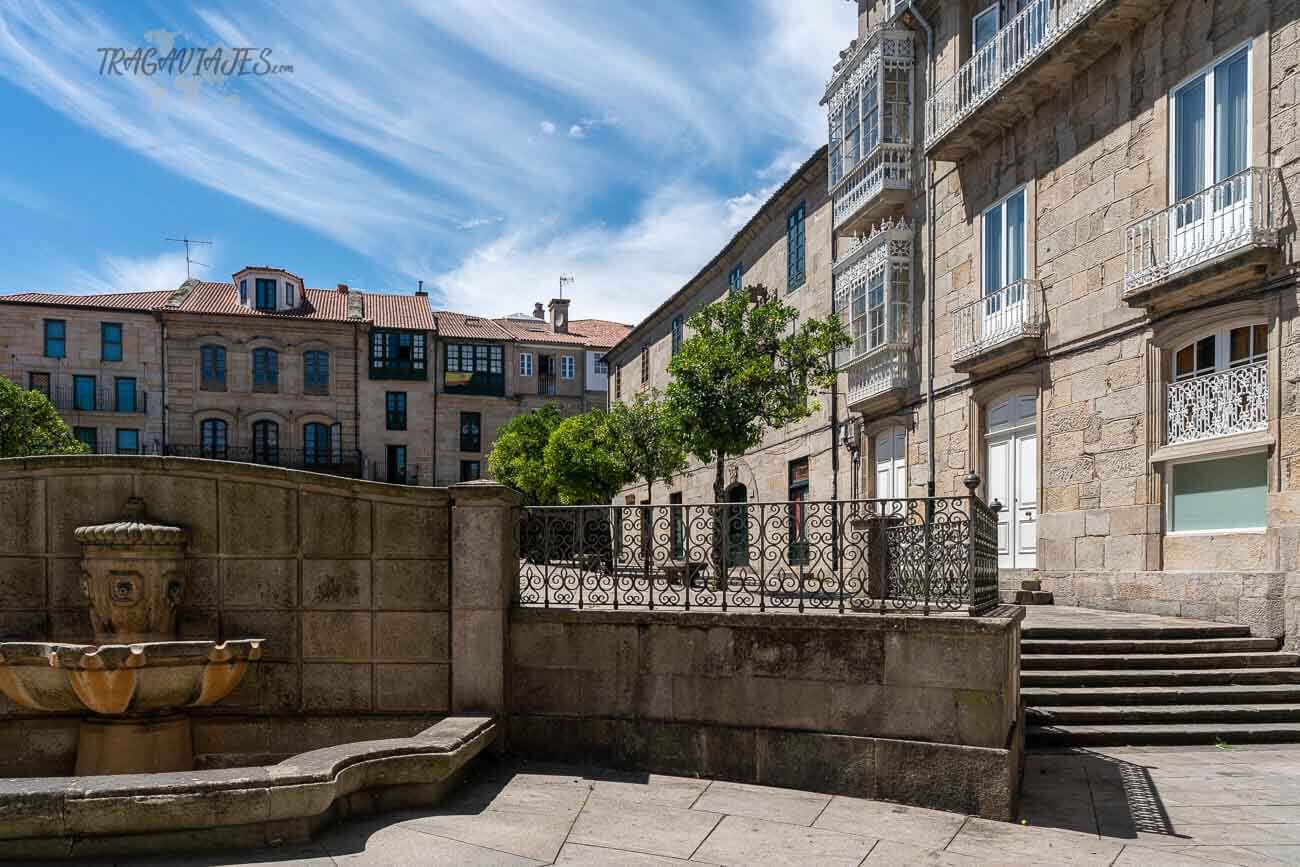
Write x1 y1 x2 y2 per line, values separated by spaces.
73 427 97 452
200 345 226 390
239 280 248 304
114 377 137 412
787 203 806 291
728 263 743 294
371 331 428 379
304 421 341 465
74 375 96 411
443 343 502 394
386 391 407 430
252 348 279 391
303 350 329 394
101 323 123 362
671 316 683 356
200 418 227 458
115 428 139 455
255 278 277 311
43 320 65 358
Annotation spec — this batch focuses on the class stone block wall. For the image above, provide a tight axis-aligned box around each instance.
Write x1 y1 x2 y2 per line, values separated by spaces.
509 607 1024 819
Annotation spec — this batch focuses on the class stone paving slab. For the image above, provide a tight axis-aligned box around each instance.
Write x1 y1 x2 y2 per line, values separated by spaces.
690 814 875 867
566 794 722 860
690 780 830 826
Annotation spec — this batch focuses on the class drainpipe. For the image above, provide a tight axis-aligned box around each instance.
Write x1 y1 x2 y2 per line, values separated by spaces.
904 0 937 500
160 314 168 451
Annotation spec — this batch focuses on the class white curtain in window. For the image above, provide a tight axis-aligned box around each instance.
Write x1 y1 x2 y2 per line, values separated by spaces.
1174 78 1206 202
983 204 1003 293
1005 190 1025 285
1215 51 1248 183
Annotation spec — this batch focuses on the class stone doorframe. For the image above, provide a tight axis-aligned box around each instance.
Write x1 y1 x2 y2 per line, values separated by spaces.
966 368 1045 503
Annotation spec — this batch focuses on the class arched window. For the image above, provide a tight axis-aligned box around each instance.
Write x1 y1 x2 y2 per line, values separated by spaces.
252 420 279 465
1168 322 1269 447
303 422 341 466
200 419 228 459
200 345 226 391
1173 323 1267 382
253 348 279 392
303 350 329 394
874 426 907 499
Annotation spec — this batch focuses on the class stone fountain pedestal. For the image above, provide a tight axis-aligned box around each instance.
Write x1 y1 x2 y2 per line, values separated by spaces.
0 497 261 776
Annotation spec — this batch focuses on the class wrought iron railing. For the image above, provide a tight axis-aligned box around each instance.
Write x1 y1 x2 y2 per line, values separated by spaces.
1166 361 1268 446
951 280 1044 364
1124 167 1281 294
925 0 1103 148
518 483 1000 616
832 142 913 230
47 385 149 414
164 444 365 478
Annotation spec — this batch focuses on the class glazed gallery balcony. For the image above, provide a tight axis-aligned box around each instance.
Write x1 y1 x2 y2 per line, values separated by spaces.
834 220 914 413
1124 167 1283 310
951 279 1044 374
824 28 915 234
925 0 1170 160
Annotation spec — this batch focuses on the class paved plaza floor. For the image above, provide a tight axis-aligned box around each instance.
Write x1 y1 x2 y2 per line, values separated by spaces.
51 744 1300 866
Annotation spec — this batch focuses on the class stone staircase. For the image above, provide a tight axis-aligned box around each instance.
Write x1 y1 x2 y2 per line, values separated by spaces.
1022 614 1300 747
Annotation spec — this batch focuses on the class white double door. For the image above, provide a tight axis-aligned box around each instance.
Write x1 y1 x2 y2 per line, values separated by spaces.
985 392 1037 569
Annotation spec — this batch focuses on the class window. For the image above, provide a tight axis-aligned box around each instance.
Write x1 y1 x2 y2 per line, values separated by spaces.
560 355 575 379
101 323 122 362
115 429 139 455
443 343 504 394
671 316 683 356
640 346 649 384
73 426 97 452
788 458 810 565
460 412 481 452
303 350 329 394
304 422 342 466
200 345 226 391
114 377 136 413
255 278 277 310
200 418 228 459
1172 46 1250 209
43 320 65 358
1174 323 1268 382
883 66 909 144
253 348 279 391
371 330 428 379
73 375 96 411
386 392 407 431
460 460 482 482
519 352 534 377
252 420 279 465
983 188 1026 294
285 282 296 307
787 203 806 291
669 492 685 560
615 366 622 400
386 445 407 484
874 427 907 498
239 279 248 304
728 263 743 294
1170 453 1266 533
28 372 50 398
594 358 608 375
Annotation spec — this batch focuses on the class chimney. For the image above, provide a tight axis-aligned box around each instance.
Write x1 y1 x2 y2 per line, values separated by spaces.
337 283 349 293
415 279 427 297
548 297 571 334
532 302 545 320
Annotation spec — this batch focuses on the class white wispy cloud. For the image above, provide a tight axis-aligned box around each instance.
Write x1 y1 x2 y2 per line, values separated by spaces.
0 0 855 323
67 250 191 293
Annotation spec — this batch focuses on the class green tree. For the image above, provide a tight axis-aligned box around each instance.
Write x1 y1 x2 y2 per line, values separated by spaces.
607 387 686 503
0 375 86 458
664 286 849 501
487 405 563 505
544 410 632 505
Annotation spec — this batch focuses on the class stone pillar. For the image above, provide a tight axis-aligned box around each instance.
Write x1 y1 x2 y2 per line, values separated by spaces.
449 481 521 720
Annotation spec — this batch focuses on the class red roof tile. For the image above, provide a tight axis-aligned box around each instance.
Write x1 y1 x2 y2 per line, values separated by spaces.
569 318 633 348
365 293 435 330
168 282 354 322
434 311 514 341
0 290 174 312
494 316 588 346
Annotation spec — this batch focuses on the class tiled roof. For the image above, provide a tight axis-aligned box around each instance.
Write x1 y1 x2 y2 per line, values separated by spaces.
168 282 355 322
434 310 514 340
365 292 435 330
494 317 588 346
0 290 174 312
569 318 633 348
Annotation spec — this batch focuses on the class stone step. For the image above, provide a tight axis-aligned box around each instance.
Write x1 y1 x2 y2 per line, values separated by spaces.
1020 578 1042 592
1022 637 1279 655
1026 722 1300 747
999 589 1054 605
1022 668 1300 688
1022 652 1299 671
1027 703 1300 725
1022 623 1253 641
1023 684 1300 706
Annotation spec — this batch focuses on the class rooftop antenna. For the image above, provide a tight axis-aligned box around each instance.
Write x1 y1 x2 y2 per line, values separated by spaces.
559 274 574 298
165 236 213 280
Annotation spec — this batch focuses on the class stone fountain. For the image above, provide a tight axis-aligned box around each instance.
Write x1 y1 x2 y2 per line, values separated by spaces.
0 497 262 775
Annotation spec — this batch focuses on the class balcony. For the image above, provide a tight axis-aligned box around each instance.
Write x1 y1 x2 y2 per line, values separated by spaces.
845 344 912 411
834 219 914 413
1124 167 1282 311
951 280 1044 374
50 386 148 414
824 28 915 233
925 0 1170 160
1166 362 1268 447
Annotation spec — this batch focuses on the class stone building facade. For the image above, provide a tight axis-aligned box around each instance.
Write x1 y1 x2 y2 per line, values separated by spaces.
1 273 628 489
608 0 1300 637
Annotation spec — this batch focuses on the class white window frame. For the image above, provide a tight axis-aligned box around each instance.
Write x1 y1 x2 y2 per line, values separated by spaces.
1164 448 1268 536
1171 319 1269 382
972 4 1000 50
1168 41 1253 205
594 359 609 375
873 425 907 499
286 282 296 307
981 186 1027 295
560 355 575 380
519 352 533 377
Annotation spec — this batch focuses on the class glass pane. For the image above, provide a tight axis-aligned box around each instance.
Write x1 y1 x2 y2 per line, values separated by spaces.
1174 77 1206 200
1214 50 1249 183
1254 324 1268 358
1229 326 1251 365
973 7 999 50
983 203 1003 292
1172 453 1266 532
1005 191 1025 284
1195 335 1216 373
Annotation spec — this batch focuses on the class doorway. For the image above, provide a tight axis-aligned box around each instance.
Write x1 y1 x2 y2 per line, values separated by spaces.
985 390 1038 569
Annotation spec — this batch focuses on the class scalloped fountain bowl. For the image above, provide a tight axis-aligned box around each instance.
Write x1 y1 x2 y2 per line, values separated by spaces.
0 497 262 775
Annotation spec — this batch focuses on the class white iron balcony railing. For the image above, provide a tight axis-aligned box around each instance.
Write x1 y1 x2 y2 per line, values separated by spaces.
926 0 1104 149
951 280 1044 364
833 143 913 230
1125 167 1281 295
1166 361 1268 446
845 344 911 407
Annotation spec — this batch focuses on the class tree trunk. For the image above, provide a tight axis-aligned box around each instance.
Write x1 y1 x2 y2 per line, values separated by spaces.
714 453 725 502
713 452 726 591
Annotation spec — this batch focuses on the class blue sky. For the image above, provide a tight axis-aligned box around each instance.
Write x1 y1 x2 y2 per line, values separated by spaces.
0 1 854 324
